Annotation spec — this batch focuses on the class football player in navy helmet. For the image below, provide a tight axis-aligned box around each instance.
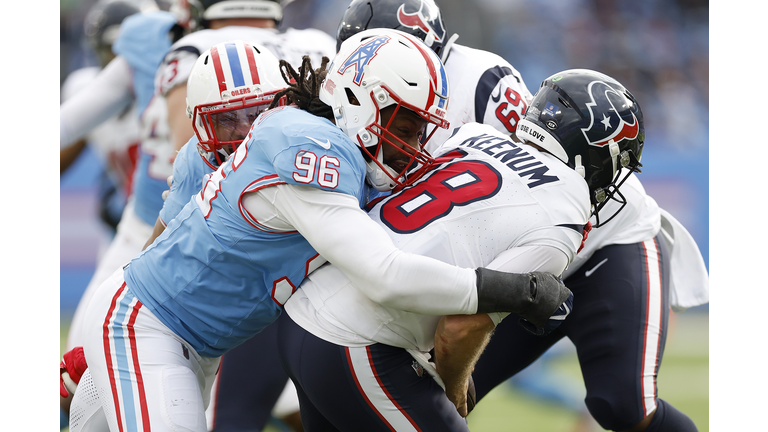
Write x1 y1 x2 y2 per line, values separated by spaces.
516 68 644 227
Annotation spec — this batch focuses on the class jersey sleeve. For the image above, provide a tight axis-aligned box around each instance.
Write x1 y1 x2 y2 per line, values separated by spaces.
156 44 201 96
254 113 368 200
112 11 177 113
60 57 134 149
159 138 211 225
474 63 534 140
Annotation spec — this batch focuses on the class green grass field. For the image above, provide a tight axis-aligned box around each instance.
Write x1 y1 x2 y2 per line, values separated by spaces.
60 311 708 432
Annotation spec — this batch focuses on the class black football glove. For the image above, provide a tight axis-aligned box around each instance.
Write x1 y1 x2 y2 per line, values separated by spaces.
474 269 572 334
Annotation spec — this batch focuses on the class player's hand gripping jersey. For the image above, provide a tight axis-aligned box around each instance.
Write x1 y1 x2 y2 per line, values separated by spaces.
286 122 591 352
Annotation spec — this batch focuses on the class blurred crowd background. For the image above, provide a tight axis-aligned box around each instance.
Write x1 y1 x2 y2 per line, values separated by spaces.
60 0 709 312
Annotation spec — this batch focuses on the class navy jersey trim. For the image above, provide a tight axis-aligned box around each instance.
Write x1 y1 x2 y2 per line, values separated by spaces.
557 223 585 233
475 66 521 122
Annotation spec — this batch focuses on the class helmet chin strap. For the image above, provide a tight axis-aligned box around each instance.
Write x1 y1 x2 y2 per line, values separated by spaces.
441 33 459 63
608 139 620 177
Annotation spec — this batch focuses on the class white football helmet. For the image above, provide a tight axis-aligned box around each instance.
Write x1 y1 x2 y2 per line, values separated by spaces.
170 0 283 30
186 40 287 167
318 28 450 191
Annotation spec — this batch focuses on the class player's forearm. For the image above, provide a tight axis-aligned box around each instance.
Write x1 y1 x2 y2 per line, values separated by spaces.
272 186 479 315
434 314 495 417
60 56 134 149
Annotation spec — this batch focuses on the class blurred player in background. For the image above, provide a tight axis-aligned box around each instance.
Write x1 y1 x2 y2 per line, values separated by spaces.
61 0 143 233
469 70 708 432
60 0 185 357
59 0 160 427
335 0 533 154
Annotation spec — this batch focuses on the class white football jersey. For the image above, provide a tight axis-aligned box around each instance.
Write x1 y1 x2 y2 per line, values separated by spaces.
425 43 534 154
564 173 661 278
155 26 336 96
285 122 590 352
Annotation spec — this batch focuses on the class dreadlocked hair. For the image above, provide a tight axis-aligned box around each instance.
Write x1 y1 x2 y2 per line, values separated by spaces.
269 55 334 122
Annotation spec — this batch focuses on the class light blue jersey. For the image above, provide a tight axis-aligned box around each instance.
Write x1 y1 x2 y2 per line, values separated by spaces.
113 10 179 227
158 136 212 225
111 11 177 116
125 107 370 357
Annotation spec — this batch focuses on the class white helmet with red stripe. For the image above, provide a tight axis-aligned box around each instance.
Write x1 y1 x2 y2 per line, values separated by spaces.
186 40 287 166
319 28 450 191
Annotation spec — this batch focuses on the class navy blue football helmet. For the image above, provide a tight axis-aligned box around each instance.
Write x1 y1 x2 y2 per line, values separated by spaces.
516 69 645 227
84 0 141 66
336 0 446 57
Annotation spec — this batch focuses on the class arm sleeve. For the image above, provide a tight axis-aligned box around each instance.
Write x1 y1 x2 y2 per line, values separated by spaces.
262 184 479 315
60 56 134 149
483 244 570 326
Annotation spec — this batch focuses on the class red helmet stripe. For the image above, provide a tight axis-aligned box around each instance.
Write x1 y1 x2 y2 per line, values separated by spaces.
244 44 261 85
210 45 228 94
397 4 430 35
400 33 438 109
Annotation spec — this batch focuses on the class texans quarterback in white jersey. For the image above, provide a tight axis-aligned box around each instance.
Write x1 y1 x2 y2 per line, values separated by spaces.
74 29 570 432
278 118 591 430
335 0 534 154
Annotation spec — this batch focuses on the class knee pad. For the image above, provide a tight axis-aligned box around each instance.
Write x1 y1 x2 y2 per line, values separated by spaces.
160 365 208 432
646 399 698 432
69 369 109 432
585 395 641 431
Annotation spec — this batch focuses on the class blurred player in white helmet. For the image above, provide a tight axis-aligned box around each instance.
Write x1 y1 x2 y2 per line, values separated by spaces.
71 28 569 432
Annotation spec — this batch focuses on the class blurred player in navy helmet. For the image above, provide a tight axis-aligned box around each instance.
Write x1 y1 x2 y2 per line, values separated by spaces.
470 69 706 432
337 0 446 57
71 28 570 432
335 0 534 155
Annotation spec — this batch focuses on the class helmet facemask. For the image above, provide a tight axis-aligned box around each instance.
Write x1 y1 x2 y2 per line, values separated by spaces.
320 29 451 191
590 146 643 227
359 89 444 191
192 91 282 167
517 69 645 228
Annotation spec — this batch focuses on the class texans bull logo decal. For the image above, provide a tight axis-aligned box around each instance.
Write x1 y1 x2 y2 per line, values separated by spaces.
581 81 639 147
397 2 444 43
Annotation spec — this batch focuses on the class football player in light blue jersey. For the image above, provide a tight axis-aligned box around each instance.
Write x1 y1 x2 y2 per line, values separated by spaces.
73 30 572 432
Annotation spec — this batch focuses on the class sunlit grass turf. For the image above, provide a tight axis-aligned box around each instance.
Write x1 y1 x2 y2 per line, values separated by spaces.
467 311 709 432
60 312 708 432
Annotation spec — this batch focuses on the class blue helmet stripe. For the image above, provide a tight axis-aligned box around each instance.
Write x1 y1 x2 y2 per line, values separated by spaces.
225 42 245 88
438 62 448 108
